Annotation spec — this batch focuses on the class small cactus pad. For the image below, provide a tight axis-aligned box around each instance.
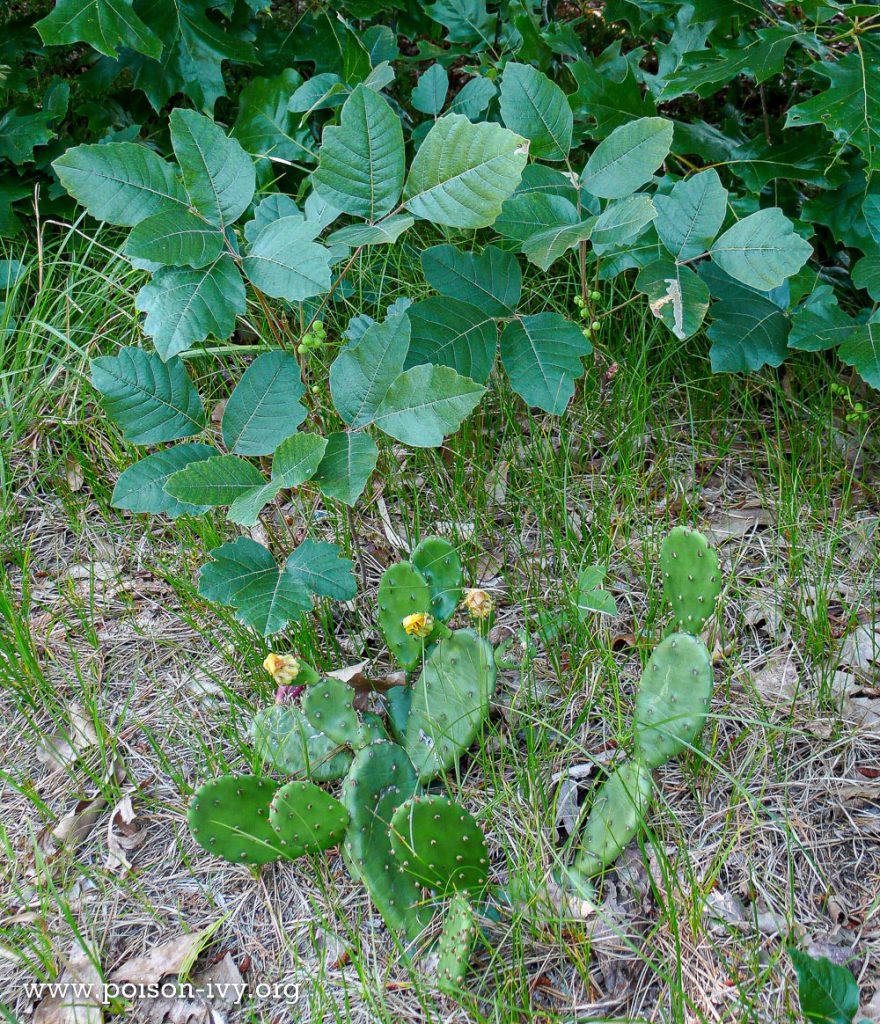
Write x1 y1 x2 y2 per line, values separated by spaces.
268 780 350 858
188 775 286 865
253 705 352 781
660 527 721 634
411 537 463 622
633 632 713 768
405 629 497 783
437 893 477 993
571 760 654 879
385 685 413 744
341 740 425 940
390 795 489 895
377 562 433 669
302 677 363 749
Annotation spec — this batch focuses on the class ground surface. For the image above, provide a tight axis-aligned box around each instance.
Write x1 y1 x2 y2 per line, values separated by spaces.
1 228 879 1023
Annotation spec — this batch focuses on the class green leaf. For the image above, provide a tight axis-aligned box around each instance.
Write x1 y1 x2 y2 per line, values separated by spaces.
425 0 496 47
231 69 316 166
786 51 880 175
36 0 162 59
853 256 880 301
245 194 302 243
53 142 188 227
580 117 673 200
164 453 265 506
198 536 354 636
654 169 727 260
448 77 496 119
495 192 579 243
327 215 414 246
312 84 404 221
406 296 498 383
728 128 844 192
569 58 656 138
373 365 485 447
228 432 327 526
710 208 812 291
837 319 880 388
421 243 521 317
413 64 449 116
111 443 218 517
788 288 854 353
91 347 205 443
170 108 255 228
575 566 618 618
636 259 710 340
591 195 656 254
124 210 226 268
500 313 591 415
521 218 596 271
243 218 332 301
123 0 255 115
662 27 806 100
222 351 307 455
330 311 410 428
707 294 790 372
135 255 245 360
0 108 56 164
499 62 572 162
403 114 528 229
313 431 379 505
790 949 860 1024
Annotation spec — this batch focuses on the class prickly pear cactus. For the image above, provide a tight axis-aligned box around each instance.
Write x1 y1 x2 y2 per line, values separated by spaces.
570 761 653 879
411 537 463 622
253 705 352 781
269 780 350 859
405 629 497 783
633 632 713 768
660 526 721 634
188 775 285 865
302 677 371 749
389 795 489 895
341 740 425 940
378 562 433 669
385 685 413 744
437 893 477 993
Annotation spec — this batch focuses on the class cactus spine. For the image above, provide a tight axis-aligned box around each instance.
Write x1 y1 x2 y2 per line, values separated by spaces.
437 893 477 993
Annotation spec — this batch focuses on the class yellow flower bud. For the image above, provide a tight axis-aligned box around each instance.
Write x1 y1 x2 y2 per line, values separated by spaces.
463 588 494 620
263 652 300 685
402 612 434 638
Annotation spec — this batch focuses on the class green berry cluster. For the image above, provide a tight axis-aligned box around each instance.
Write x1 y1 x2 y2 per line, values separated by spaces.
297 319 326 356
831 381 868 423
573 294 602 339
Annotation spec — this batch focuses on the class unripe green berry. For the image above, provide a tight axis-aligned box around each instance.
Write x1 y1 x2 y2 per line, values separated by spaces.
297 343 307 354
590 290 601 301
311 384 320 394
582 328 591 338
591 320 600 331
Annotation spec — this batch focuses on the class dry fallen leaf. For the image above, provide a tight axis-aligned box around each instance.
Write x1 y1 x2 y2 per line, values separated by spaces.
702 508 774 544
839 625 880 673
105 793 146 875
33 942 103 1024
65 455 85 493
36 704 100 770
750 657 799 710
485 460 509 504
110 925 214 985
39 758 126 862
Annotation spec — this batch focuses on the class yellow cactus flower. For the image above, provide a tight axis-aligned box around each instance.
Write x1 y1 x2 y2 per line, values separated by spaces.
402 612 434 638
463 588 494 620
263 652 300 685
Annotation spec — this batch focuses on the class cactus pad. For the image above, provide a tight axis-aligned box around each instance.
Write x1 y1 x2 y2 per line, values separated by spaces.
571 760 653 879
253 705 352 781
302 677 367 749
268 780 350 858
385 685 413 744
405 629 497 782
188 775 285 865
411 537 463 622
341 740 425 940
660 526 721 634
633 632 713 768
390 795 489 895
378 562 433 669
437 893 477 992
